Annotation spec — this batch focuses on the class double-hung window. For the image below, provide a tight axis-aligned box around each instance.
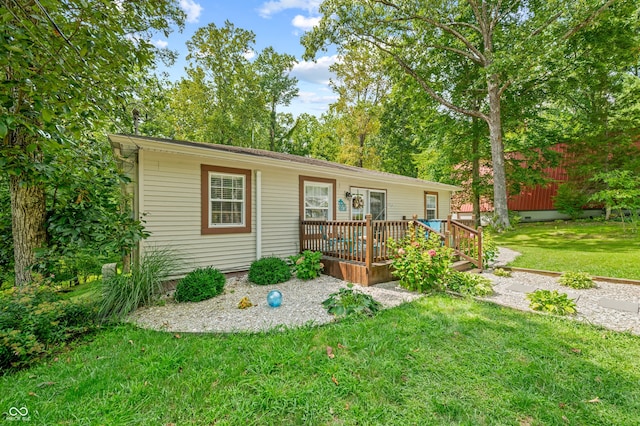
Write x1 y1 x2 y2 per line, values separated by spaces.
425 192 438 220
201 165 251 234
300 176 335 220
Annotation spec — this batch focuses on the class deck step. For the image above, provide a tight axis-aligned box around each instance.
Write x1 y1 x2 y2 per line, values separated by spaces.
452 260 474 272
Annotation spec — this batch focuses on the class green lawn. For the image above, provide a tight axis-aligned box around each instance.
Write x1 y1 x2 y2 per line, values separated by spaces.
2 295 640 425
493 221 640 280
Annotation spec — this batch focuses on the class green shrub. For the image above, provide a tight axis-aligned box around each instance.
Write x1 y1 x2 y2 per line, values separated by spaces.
248 257 291 285
387 227 453 293
446 271 494 296
493 268 512 277
0 284 98 371
526 290 577 316
322 285 382 318
554 183 588 220
98 249 178 320
289 250 324 280
558 271 596 289
174 267 226 303
482 229 499 268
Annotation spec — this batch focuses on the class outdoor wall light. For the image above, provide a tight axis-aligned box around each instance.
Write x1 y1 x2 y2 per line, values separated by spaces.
345 192 352 199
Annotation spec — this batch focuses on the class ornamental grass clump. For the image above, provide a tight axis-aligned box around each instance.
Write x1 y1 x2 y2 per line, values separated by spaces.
387 226 453 293
98 249 178 320
174 267 226 303
248 257 291 285
558 271 596 289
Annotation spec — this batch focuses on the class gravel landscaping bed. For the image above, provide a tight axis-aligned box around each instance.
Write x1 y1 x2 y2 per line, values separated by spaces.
129 247 640 335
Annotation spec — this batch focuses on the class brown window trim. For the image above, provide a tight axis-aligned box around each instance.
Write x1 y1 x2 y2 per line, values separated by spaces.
201 164 252 235
424 191 439 219
299 175 337 221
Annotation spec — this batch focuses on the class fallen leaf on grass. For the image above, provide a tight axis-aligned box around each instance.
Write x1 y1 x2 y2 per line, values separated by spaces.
338 343 346 349
128 340 134 345
519 416 533 426
331 376 339 386
28 392 38 397
587 397 601 403
37 382 55 388
570 348 581 354
558 402 566 409
344 403 350 410
174 334 181 339
326 346 335 359
562 415 569 422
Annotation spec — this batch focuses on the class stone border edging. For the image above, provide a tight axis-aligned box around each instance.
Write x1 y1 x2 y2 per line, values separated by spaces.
500 267 640 286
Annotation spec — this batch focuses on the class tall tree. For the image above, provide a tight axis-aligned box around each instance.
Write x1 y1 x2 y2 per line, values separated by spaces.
1 0 184 285
254 47 299 151
330 44 390 168
303 0 625 229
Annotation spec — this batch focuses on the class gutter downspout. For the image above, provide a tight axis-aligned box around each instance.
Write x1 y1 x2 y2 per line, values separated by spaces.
136 147 144 262
256 170 262 260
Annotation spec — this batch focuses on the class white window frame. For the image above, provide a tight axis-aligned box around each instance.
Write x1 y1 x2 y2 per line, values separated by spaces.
425 192 438 220
304 181 333 220
209 172 246 227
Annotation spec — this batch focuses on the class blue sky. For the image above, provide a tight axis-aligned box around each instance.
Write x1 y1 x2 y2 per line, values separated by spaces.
154 0 338 116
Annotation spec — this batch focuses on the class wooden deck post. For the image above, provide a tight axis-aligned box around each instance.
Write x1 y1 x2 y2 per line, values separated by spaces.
477 226 483 271
365 214 373 281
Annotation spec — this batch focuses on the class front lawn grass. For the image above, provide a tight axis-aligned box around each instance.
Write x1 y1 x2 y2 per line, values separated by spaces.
494 221 640 280
2 295 639 425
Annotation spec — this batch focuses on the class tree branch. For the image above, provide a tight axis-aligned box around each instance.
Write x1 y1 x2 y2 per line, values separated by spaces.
562 0 617 40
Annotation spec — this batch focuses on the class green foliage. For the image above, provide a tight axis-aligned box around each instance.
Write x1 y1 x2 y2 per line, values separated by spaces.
248 257 291 285
493 268 512 278
526 290 577 316
387 226 453 293
98 249 179 320
0 284 98 371
558 271 596 289
289 250 324 280
322 285 382 318
590 170 640 232
174 267 226 303
446 272 494 296
481 229 498 268
554 183 589 220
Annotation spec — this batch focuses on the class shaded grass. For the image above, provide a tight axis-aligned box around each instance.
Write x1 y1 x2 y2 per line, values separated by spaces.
2 295 639 425
494 222 640 280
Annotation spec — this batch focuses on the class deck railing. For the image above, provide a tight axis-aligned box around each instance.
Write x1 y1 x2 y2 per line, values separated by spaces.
300 214 483 272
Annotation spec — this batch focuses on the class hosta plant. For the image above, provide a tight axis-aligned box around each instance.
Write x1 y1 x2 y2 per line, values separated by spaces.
526 290 577 316
446 271 494 296
558 271 596 289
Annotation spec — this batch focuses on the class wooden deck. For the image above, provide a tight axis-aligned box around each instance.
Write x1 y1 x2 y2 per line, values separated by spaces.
301 215 482 286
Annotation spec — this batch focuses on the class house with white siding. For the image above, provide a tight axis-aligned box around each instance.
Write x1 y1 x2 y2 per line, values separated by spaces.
109 134 464 285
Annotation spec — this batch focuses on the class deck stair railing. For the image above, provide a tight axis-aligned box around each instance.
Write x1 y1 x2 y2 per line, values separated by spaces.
300 214 483 273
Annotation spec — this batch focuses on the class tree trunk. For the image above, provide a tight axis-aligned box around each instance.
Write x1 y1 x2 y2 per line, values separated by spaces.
471 121 481 228
486 76 510 230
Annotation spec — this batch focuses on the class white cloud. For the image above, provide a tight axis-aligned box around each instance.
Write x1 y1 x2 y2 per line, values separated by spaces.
259 0 321 18
180 0 203 23
153 39 169 49
291 14 320 31
296 90 338 104
292 55 338 85
243 50 256 60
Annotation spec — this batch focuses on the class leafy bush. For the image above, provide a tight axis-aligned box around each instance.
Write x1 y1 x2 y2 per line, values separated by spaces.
174 267 226 303
446 271 494 296
558 271 596 289
526 290 577 316
248 257 291 285
482 229 499 268
289 250 324 280
493 268 512 277
387 227 453 293
98 249 178 320
0 284 98 371
322 285 382 318
554 183 589 220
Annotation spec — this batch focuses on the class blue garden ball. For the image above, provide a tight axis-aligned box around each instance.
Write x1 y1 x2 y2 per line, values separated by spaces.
267 290 282 308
